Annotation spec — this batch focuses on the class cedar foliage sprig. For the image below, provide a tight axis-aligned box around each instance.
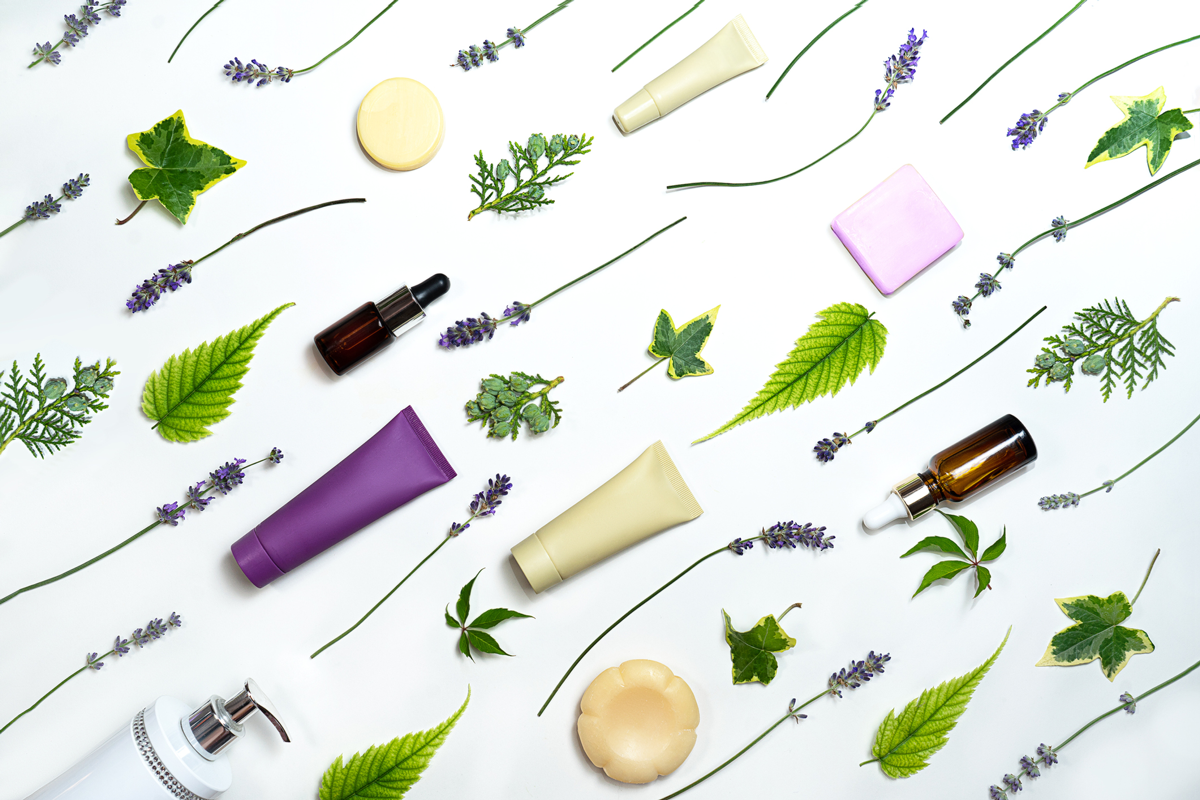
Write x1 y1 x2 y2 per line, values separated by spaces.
468 133 592 220
0 355 117 459
466 373 564 440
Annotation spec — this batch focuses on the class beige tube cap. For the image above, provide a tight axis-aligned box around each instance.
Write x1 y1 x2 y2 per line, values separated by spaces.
613 89 661 134
356 77 445 170
512 533 563 593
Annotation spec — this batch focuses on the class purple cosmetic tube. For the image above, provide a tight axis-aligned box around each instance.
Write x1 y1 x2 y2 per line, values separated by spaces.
232 406 456 587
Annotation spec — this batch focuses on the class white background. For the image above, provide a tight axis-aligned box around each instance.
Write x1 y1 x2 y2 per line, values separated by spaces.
1 0 1198 798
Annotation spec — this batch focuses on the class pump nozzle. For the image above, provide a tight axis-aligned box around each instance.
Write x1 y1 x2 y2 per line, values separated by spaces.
184 678 290 759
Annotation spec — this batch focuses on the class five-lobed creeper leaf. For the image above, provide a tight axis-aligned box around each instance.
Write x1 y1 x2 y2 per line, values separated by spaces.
141 303 294 442
319 688 470 800
695 302 887 443
902 512 1006 599
446 570 532 660
723 607 797 686
867 627 1010 778
1085 87 1193 175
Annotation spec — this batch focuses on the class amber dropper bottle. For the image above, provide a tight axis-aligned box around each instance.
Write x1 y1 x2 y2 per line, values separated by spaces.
314 274 449 375
862 414 1037 529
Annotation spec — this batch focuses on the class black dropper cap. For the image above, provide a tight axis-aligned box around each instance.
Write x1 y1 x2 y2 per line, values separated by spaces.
412 273 450 308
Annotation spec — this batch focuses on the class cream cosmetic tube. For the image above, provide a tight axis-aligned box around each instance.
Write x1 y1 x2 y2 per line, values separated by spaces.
511 441 703 593
613 15 767 134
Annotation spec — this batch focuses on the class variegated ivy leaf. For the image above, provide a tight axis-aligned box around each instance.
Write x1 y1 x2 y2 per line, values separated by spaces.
1085 87 1193 175
723 608 796 686
650 306 720 379
1035 592 1154 681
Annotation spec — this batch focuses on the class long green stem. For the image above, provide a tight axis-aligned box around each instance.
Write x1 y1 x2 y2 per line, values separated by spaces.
168 0 226 63
1130 549 1160 605
294 0 403 73
1078 410 1200 499
766 0 870 99
849 306 1046 439
667 112 874 190
469 0 578 60
657 691 825 800
612 1 705 72
190 198 366 269
618 358 668 392
940 0 1089 124
0 664 92 735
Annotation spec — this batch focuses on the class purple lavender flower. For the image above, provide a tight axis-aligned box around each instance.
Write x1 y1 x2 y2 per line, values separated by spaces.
113 635 130 656
1103 479 1115 493
874 28 927 110
727 537 754 555
828 650 890 697
813 438 838 462
1120 691 1136 713
80 5 102 25
989 786 1007 800
468 45 483 67
1036 743 1057 767
223 57 293 86
210 458 248 495
508 27 526 47
168 612 183 628
439 313 499 348
132 628 151 647
33 42 62 65
269 447 284 464
86 652 104 670
1008 111 1047 150
451 474 514 536
1038 492 1079 510
107 0 125 16
1019 755 1041 779
184 482 211 511
864 420 877 433
147 618 167 639
951 296 972 323
64 14 89 40
1002 774 1023 792
763 521 835 551
126 261 194 313
62 173 89 199
454 50 472 70
504 302 532 326
997 253 1015 270
975 272 1002 297
482 40 499 61
1051 216 1068 242
156 501 185 526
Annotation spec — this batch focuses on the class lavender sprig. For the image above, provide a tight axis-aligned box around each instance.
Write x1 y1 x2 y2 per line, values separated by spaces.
0 612 181 737
986 657 1200 797
813 306 1046 462
311 474 516 658
1 174 89 239
28 2 125 68
538 521 834 715
123 199 365 313
656 651 889 800
668 28 926 190
0 451 283 608
951 157 1200 327
451 0 576 71
439 218 686 348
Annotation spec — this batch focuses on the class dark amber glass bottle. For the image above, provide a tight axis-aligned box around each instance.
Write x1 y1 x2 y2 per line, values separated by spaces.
863 414 1037 528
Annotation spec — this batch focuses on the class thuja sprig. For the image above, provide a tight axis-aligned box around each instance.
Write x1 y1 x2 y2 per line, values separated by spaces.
0 355 117 460
1027 297 1178 400
667 28 926 191
0 612 181 737
952 158 1200 327
986 656 1200 798
468 133 592 220
612 1 705 73
438 217 686 347
453 0 578 71
940 0 1089 124
765 0 871 99
1039 410 1199 511
1 174 89 239
655 651 889 800
813 306 1046 462
0 450 283 608
538 522 834 716
124 198 365 313
28 2 126 68
311 475 513 658
1006 34 1200 150
466 373 564 440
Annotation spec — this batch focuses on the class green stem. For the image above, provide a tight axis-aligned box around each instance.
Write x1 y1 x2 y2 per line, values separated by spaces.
657 691 826 800
1130 548 1160 605
0 219 28 238
294 0 404 73
618 358 668 392
1053 656 1200 751
0 664 92 736
311 536 453 658
186 198 366 271
1185 108 1200 114
777 602 802 622
850 306 1046 439
29 38 67 68
940 0 1089 124
115 200 147 226
1079 410 1200 498
473 0 578 58
168 0 226 63
612 1 705 72
667 111 874 189
765 0 869 99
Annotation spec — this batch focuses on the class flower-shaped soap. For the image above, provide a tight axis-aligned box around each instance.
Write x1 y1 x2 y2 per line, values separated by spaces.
577 659 699 784
831 164 963 295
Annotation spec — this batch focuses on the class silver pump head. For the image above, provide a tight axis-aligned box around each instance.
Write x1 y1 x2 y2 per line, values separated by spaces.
184 677 290 760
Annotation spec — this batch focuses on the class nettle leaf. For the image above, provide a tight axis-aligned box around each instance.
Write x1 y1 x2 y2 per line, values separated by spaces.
319 688 469 800
871 627 1009 778
696 302 887 442
126 110 247 224
649 306 720 379
1035 592 1154 680
141 303 294 442
1085 87 1194 175
723 609 796 686
447 570 532 660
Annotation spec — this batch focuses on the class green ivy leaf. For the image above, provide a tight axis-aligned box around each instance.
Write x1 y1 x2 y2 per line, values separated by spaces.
649 306 720 379
125 110 247 224
1085 87 1194 175
723 609 796 685
695 302 886 443
870 627 1009 778
319 688 469 800
447 570 532 660
912 560 973 598
1035 592 1154 680
141 303 294 442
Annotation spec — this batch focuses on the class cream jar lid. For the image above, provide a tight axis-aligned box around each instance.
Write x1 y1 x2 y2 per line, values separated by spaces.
356 78 445 171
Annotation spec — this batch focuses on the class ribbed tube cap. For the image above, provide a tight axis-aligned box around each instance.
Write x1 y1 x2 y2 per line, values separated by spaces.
511 533 563 594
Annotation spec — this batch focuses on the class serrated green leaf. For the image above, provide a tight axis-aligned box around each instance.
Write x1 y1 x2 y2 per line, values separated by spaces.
141 303 293 442
319 688 469 800
125 110 247 224
870 627 1009 778
468 608 533 630
980 528 1007 562
1085 88 1193 175
974 566 991 598
466 630 512 656
695 302 886 443
723 609 796 686
912 560 973 597
900 536 969 560
1035 592 1154 680
646 306 721 379
938 512 978 557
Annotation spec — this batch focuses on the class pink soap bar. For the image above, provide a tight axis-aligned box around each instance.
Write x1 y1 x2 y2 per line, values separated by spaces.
831 164 963 295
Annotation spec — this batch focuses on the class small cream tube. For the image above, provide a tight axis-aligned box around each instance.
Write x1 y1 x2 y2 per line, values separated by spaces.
613 15 767 133
512 442 703 593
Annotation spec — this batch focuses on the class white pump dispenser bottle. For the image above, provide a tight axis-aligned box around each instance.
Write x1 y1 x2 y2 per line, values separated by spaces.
23 678 289 800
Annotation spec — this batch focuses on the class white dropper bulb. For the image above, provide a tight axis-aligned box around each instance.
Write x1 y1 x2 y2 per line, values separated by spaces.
863 493 908 530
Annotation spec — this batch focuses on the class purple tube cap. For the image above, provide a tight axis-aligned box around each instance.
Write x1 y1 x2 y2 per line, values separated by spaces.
831 164 964 295
232 529 285 588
